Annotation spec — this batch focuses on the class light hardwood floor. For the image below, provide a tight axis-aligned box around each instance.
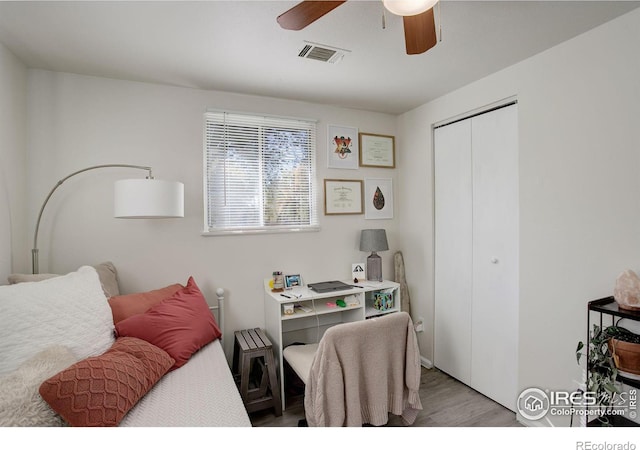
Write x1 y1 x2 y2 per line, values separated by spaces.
249 366 522 427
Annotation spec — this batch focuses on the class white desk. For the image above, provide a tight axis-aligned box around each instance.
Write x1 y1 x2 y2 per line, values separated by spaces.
263 279 400 411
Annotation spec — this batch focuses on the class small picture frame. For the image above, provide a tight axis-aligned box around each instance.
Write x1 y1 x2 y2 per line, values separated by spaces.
352 263 365 282
328 125 359 170
364 178 394 219
284 274 302 289
359 132 395 168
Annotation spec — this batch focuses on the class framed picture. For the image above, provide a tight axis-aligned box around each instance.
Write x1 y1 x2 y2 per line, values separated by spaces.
284 274 302 289
359 132 395 168
364 178 393 219
327 125 359 169
324 179 363 215
352 263 365 282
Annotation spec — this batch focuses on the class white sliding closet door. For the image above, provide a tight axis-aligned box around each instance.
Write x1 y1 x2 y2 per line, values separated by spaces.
434 103 519 412
434 119 473 386
470 105 519 411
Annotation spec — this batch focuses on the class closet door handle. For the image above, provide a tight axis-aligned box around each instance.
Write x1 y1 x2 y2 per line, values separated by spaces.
491 258 499 264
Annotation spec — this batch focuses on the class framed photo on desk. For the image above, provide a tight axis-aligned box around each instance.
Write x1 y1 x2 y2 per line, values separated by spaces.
284 274 302 289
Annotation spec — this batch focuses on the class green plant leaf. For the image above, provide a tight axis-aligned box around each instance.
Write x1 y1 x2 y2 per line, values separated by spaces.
576 341 584 364
581 322 624 413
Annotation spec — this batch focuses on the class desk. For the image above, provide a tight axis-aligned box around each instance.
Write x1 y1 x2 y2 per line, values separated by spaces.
263 279 400 410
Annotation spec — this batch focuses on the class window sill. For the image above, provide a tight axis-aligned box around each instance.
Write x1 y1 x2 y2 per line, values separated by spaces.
201 226 320 237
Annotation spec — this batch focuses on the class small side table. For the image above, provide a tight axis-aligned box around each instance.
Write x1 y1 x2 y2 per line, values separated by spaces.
232 328 282 416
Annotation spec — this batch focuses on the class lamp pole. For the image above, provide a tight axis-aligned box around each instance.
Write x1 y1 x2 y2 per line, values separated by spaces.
31 164 153 274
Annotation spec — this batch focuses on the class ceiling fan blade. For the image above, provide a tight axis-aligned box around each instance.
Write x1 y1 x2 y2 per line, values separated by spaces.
277 1 347 31
403 8 437 55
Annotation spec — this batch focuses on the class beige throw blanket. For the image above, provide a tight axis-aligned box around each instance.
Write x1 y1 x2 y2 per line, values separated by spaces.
304 311 422 426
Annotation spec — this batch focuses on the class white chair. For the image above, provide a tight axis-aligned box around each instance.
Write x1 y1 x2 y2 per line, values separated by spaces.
283 311 422 427
282 342 318 385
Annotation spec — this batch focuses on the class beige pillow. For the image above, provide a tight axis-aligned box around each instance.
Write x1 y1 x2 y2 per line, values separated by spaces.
0 345 77 426
7 261 120 298
93 261 120 297
7 273 58 284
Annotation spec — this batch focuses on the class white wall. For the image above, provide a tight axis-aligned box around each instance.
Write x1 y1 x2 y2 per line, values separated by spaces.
23 70 399 358
14 5 640 427
397 8 640 426
0 42 27 283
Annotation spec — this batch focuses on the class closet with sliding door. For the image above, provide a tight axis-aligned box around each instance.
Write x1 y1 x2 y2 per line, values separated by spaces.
434 101 519 412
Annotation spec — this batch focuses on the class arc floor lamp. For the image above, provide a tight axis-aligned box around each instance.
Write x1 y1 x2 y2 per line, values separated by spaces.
32 164 184 274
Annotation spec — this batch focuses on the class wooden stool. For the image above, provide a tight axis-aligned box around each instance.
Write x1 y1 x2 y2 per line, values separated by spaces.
233 328 282 416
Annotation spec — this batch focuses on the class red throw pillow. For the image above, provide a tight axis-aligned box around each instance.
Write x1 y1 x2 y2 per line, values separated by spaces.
115 276 222 370
39 337 174 427
108 283 184 324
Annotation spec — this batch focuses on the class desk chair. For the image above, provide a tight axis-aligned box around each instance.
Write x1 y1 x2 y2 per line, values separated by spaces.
282 311 422 427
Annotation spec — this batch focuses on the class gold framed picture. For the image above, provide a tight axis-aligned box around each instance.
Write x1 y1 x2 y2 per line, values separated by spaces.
323 179 363 215
359 132 395 168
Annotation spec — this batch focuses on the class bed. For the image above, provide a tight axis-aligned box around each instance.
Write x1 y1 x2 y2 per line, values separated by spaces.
120 339 250 426
0 263 251 427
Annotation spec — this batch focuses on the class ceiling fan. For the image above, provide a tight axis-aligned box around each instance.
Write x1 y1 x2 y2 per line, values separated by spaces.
276 0 439 55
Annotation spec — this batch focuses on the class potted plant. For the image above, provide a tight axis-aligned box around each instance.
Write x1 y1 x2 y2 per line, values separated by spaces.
607 325 640 376
577 324 640 426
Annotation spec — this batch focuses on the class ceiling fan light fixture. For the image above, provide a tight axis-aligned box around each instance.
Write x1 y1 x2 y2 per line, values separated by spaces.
383 0 438 17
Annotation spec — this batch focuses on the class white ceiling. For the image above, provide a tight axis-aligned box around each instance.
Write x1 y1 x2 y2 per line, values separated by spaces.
1 0 638 114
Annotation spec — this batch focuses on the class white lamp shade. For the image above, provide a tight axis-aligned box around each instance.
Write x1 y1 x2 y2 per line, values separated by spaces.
383 0 438 16
114 179 184 218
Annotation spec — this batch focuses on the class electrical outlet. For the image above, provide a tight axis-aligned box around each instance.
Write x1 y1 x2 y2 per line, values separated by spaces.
414 317 425 333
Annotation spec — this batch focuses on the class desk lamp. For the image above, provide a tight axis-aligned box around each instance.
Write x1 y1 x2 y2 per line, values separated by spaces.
359 229 389 282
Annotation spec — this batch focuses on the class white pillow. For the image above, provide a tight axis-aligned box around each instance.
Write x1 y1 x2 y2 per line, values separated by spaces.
0 266 115 376
0 345 77 426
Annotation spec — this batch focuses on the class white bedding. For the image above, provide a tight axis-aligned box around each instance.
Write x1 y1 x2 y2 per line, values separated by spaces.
120 339 251 427
0 266 115 376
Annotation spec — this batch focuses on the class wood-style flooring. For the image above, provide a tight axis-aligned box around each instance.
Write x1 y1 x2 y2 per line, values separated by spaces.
249 366 523 427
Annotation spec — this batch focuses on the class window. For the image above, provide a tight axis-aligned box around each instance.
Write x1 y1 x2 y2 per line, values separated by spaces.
204 110 318 234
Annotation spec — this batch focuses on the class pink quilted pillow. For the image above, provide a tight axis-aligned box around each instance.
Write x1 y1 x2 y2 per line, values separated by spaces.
39 337 174 427
114 276 222 370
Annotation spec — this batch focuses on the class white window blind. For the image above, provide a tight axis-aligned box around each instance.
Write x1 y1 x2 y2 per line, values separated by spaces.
204 110 318 234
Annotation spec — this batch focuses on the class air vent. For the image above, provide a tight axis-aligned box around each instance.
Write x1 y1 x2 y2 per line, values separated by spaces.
298 41 350 64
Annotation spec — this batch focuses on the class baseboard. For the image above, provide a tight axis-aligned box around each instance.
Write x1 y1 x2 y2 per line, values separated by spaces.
420 356 433 369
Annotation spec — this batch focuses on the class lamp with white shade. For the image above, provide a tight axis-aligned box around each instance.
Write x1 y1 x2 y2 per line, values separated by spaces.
359 229 389 282
32 164 184 274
